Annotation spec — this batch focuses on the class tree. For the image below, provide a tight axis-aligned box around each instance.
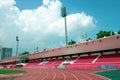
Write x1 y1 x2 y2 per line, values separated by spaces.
19 55 29 63
118 31 120 34
96 31 104 39
111 31 115 35
44 49 46 51
96 30 114 39
86 38 92 41
20 51 29 56
68 40 76 45
18 51 29 63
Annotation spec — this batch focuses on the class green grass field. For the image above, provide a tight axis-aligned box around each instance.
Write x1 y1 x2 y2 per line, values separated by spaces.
0 69 26 74
95 69 120 80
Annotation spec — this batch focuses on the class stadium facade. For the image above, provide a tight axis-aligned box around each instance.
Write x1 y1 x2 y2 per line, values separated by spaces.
0 35 120 69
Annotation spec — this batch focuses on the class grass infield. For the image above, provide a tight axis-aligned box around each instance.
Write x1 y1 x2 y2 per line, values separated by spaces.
95 69 120 80
0 69 26 74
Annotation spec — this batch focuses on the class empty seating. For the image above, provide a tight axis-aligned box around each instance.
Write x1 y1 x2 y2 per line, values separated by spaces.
74 56 97 63
66 54 120 69
22 53 120 69
24 61 41 68
45 59 66 68
96 54 120 63
24 58 66 68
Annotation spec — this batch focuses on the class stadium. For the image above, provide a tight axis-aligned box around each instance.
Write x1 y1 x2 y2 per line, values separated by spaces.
0 0 120 80
0 35 120 80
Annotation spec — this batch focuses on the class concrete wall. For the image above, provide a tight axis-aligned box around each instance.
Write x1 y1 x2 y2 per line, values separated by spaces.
28 35 120 59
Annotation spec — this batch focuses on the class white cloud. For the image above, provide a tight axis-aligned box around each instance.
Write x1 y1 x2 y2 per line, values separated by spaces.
18 0 61 34
48 12 95 37
0 0 16 6
0 0 96 56
43 0 51 6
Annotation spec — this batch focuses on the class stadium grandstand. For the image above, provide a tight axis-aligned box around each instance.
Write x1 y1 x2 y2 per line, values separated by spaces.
0 35 120 70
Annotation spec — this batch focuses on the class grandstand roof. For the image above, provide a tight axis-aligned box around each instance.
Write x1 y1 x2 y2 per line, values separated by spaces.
0 35 120 63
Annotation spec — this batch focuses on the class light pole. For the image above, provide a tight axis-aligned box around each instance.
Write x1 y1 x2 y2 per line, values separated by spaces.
16 36 19 64
61 7 68 45
81 33 87 42
36 46 39 52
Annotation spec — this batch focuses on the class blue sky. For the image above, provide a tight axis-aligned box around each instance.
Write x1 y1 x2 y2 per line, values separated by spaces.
15 0 120 38
64 0 120 38
16 0 42 10
0 0 120 56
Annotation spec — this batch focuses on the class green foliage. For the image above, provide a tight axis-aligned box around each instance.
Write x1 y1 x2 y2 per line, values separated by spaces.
44 49 46 51
68 40 76 45
19 51 30 63
118 31 120 34
19 54 29 63
20 51 29 56
96 31 115 39
111 31 115 35
86 38 92 41
0 70 26 74
19 55 29 60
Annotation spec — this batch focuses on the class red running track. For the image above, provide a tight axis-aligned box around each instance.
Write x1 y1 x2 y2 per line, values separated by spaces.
7 68 109 80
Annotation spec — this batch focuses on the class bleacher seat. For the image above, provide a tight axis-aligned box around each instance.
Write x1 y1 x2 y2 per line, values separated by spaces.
74 56 97 63
96 54 120 63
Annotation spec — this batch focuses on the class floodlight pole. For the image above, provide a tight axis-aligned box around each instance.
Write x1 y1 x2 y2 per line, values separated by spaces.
61 7 68 45
36 46 39 52
64 15 68 45
16 36 19 64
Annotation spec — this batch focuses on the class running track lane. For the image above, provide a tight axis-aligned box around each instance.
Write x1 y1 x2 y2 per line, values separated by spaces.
67 69 107 80
13 68 108 80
